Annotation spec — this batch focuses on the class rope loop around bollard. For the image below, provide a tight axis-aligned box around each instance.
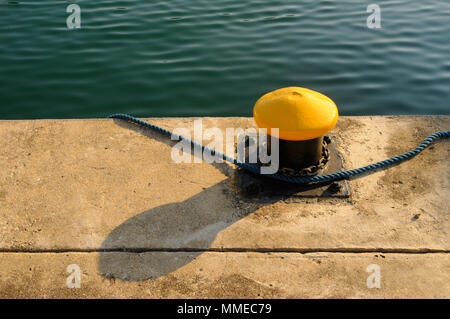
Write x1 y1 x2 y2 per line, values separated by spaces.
109 114 450 184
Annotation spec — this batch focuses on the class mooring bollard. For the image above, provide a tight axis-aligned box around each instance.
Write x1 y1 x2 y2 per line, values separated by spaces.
253 87 339 169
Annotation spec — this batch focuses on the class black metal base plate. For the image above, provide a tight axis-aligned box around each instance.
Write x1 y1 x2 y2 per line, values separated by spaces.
231 135 351 202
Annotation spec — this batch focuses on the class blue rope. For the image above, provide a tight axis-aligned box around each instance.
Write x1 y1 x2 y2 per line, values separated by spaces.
109 113 449 184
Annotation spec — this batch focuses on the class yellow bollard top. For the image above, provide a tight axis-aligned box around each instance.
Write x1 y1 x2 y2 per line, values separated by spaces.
253 87 339 141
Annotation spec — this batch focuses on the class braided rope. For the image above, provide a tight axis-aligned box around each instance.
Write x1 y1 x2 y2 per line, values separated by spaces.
109 113 449 184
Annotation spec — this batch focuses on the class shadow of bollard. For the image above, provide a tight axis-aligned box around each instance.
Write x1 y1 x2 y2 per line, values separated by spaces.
98 118 339 281
98 119 262 281
98 178 261 281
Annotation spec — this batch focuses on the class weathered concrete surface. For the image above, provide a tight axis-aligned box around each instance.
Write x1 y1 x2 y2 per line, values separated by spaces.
0 116 449 298
0 252 449 298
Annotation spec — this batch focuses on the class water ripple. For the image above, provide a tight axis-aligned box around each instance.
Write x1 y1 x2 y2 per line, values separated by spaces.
0 0 449 118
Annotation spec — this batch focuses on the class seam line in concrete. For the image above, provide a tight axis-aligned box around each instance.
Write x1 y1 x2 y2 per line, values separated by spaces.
1 248 449 254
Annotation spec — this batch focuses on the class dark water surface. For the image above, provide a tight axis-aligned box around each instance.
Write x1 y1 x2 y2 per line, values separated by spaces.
1 0 449 119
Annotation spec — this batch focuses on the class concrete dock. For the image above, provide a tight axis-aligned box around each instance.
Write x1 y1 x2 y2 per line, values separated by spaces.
0 116 449 298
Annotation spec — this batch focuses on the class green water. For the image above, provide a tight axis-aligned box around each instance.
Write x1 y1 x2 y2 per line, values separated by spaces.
1 0 449 119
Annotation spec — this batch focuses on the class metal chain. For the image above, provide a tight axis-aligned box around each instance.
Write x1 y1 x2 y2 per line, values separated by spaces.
279 136 330 177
